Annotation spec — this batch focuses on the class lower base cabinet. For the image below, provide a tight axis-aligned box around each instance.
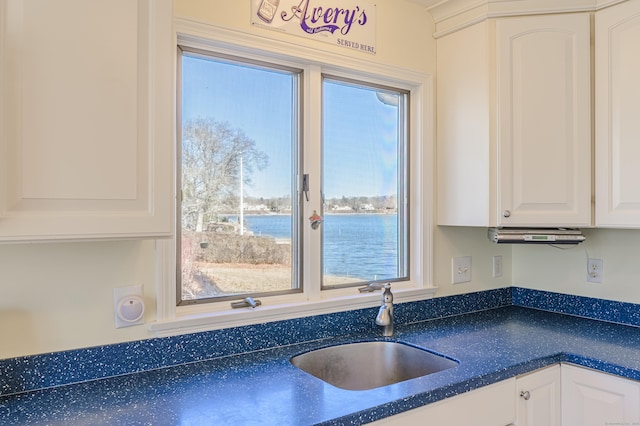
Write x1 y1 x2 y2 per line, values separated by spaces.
371 364 640 426
517 364 562 426
562 364 640 426
371 378 516 425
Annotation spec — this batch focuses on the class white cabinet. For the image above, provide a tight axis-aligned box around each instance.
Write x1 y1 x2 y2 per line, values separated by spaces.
517 364 562 426
370 366 561 426
495 15 591 227
0 0 173 241
370 364 640 426
595 0 640 227
518 364 640 426
562 364 640 426
370 378 516 425
437 13 591 227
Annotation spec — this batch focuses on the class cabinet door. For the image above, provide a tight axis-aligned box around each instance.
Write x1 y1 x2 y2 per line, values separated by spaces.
0 0 173 241
562 364 640 426
595 0 640 227
496 14 591 227
436 21 493 227
370 379 516 425
517 365 561 426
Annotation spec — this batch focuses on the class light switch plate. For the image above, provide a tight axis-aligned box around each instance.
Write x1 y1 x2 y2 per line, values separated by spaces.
493 255 503 278
452 256 472 284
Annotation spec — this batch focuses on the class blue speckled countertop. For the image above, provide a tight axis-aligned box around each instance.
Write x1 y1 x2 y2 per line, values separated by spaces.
2 301 640 425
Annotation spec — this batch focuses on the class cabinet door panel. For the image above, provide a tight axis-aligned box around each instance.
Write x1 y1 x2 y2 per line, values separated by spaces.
596 0 640 227
371 379 516 425
436 21 492 226
0 0 173 240
562 364 640 426
19 0 138 201
517 365 561 426
497 14 591 226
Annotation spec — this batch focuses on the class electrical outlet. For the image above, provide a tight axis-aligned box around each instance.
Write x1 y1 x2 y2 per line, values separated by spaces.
452 256 472 284
493 255 503 278
587 258 603 283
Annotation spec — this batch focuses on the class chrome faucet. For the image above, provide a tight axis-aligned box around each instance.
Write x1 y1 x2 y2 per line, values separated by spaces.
359 283 394 336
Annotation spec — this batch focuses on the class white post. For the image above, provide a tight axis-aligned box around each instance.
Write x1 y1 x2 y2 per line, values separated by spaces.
239 156 244 236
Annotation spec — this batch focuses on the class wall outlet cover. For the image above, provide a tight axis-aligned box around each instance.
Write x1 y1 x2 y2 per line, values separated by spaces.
587 258 603 284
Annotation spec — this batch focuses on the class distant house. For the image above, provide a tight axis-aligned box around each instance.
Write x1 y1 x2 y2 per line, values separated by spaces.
244 204 269 211
331 205 354 211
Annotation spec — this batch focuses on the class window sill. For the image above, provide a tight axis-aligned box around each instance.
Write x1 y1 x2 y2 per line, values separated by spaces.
148 286 437 337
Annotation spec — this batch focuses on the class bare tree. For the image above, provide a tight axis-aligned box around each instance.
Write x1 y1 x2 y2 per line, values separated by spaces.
181 118 268 231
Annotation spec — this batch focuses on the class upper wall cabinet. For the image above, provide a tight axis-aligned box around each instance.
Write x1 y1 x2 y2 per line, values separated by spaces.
437 13 592 227
595 0 640 228
0 0 173 242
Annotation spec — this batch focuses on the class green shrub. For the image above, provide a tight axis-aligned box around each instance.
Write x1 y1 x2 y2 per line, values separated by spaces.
183 231 291 266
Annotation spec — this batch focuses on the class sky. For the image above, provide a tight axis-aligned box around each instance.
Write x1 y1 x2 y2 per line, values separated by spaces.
181 53 401 200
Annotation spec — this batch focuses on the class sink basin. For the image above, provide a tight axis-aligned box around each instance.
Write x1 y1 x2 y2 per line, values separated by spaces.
290 341 458 390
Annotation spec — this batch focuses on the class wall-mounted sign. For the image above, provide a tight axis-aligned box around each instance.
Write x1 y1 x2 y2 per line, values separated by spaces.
251 0 377 55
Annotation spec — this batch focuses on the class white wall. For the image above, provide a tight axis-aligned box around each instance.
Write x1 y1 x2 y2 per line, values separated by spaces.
0 240 157 358
174 0 434 73
434 226 512 297
437 227 640 304
513 229 640 304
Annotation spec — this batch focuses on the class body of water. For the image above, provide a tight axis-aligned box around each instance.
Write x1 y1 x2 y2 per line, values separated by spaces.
238 214 401 281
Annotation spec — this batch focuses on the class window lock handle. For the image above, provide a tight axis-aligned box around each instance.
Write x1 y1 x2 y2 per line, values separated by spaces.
231 297 262 309
302 174 309 202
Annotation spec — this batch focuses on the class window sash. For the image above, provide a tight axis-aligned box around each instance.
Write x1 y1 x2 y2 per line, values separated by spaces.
176 47 303 306
320 75 410 290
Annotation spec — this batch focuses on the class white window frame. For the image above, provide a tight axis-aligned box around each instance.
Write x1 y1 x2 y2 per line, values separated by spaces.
150 19 435 337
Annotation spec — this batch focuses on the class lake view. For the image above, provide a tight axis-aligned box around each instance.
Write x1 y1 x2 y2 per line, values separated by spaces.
242 213 401 281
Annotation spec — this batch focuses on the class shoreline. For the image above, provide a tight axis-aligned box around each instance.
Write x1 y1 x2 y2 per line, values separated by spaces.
220 211 398 216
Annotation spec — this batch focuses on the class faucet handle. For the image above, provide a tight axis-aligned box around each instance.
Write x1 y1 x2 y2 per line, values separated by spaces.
376 305 392 326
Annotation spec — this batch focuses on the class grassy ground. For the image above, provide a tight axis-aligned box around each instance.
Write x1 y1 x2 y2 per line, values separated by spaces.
185 262 360 299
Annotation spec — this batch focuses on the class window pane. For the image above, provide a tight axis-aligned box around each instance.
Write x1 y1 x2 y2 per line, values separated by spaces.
179 50 299 303
322 78 408 287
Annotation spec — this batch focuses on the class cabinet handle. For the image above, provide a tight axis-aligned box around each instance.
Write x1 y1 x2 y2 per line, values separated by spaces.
502 210 511 218
520 390 531 400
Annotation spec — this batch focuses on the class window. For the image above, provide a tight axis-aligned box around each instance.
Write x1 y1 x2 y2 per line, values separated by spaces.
321 77 409 288
178 48 301 305
178 47 411 306
153 25 433 332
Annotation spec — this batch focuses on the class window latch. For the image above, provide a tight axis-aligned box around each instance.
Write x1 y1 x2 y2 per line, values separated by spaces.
231 297 262 309
302 174 309 202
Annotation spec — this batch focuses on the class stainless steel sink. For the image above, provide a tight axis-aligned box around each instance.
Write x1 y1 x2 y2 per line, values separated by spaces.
290 341 458 390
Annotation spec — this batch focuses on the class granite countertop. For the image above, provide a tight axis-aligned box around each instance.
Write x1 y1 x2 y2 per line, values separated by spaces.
2 305 640 425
